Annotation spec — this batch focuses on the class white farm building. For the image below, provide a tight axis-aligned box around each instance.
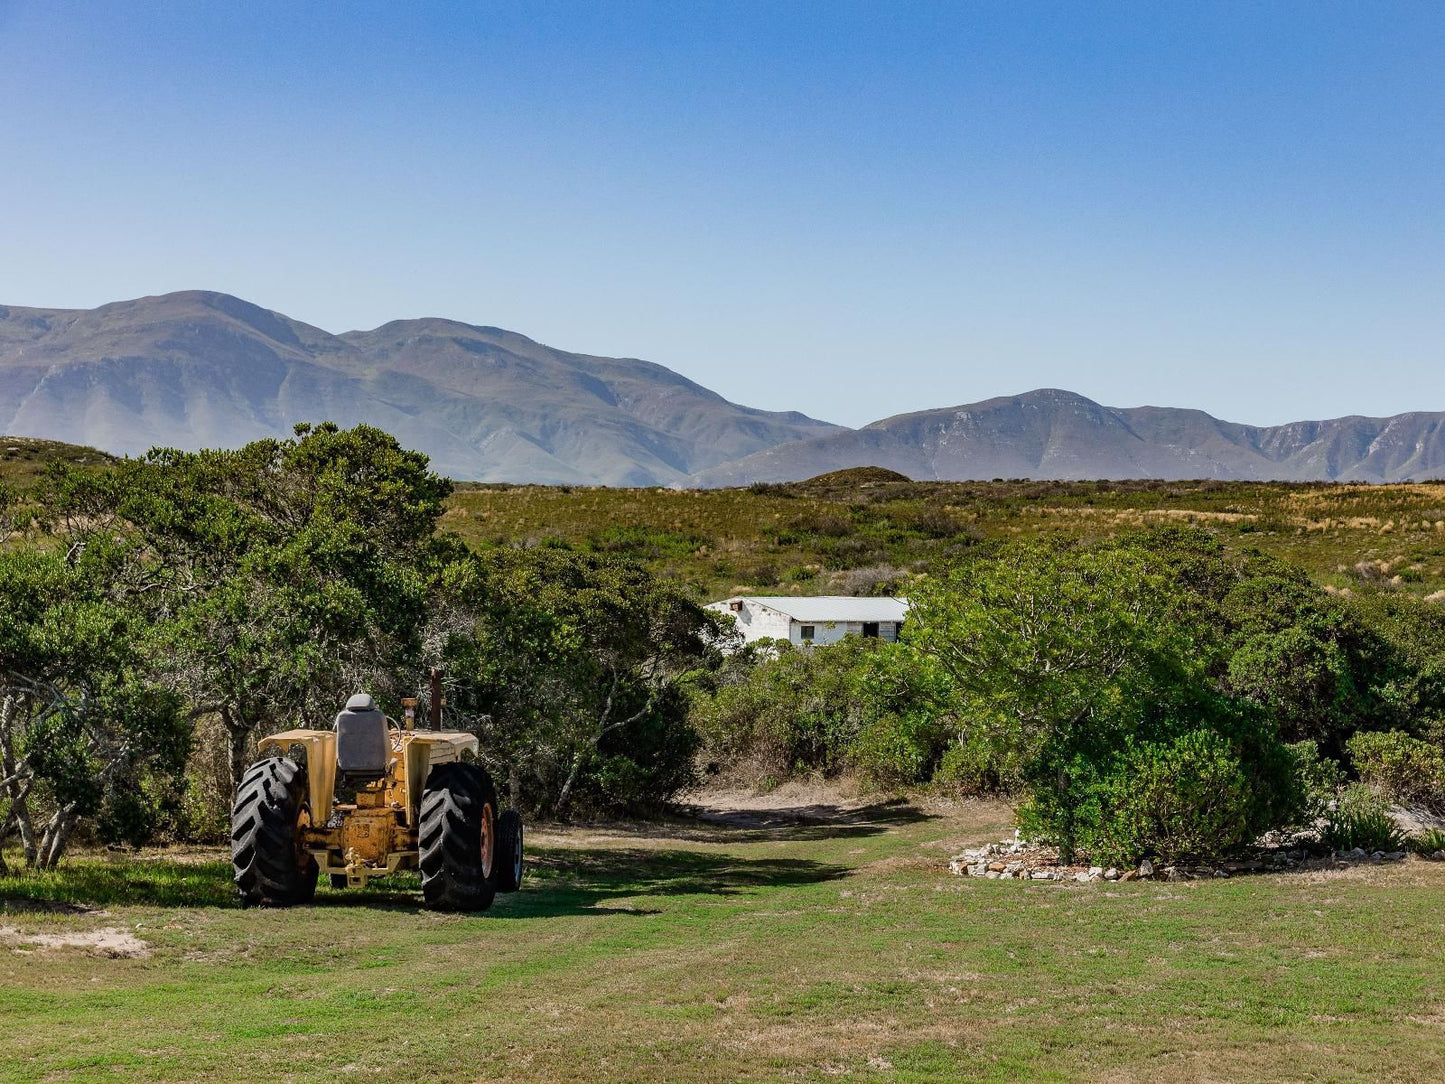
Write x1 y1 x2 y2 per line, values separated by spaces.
707 595 909 649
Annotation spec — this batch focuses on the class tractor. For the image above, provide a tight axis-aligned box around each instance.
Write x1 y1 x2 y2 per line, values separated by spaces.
229 671 522 911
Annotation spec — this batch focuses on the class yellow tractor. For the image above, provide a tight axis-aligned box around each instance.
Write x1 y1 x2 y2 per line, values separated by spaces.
229 673 523 911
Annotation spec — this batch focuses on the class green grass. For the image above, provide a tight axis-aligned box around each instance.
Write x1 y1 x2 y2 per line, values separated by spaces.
445 474 1445 601
6 801 1445 1082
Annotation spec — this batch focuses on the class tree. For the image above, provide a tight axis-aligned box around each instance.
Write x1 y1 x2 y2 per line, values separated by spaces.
0 543 187 871
900 532 1300 859
43 423 452 789
441 546 725 817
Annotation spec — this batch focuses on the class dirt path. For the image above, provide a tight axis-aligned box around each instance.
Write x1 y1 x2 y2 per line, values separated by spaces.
679 778 898 829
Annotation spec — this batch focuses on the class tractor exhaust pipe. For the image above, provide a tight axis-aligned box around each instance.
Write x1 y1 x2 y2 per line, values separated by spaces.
429 667 444 731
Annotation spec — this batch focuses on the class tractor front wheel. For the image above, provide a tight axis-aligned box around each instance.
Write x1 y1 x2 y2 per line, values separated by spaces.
231 756 319 907
418 762 499 912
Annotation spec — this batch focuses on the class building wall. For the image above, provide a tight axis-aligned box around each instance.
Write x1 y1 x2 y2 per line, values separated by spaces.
707 601 904 649
792 620 901 646
726 602 793 643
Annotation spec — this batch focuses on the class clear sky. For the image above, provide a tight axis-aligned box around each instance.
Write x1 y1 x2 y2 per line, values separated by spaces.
2 1 1441 428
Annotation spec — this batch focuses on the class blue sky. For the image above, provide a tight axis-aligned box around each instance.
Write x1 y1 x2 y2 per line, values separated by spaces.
2 1 1442 428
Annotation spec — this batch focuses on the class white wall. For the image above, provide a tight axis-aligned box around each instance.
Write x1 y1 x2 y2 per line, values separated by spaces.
707 602 904 650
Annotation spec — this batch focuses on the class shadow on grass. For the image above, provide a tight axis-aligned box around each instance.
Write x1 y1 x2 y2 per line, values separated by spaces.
574 797 937 845
497 843 849 919
0 842 851 917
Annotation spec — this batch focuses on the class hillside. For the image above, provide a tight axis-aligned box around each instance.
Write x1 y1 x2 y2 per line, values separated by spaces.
694 389 1445 486
445 475 1445 603
0 292 839 486
0 435 116 487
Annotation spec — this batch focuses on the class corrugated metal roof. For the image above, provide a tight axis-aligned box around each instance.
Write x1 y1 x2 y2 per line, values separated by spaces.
709 595 909 623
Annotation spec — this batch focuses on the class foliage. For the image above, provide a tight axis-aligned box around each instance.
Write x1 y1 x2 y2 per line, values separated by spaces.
0 542 189 870
1060 730 1258 868
899 531 1302 859
1346 729 1445 812
1408 827 1445 855
690 637 881 782
440 545 724 817
43 422 453 791
1321 784 1408 853
1286 740 1347 825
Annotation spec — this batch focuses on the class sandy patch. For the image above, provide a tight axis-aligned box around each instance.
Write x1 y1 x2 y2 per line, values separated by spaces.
1 924 151 958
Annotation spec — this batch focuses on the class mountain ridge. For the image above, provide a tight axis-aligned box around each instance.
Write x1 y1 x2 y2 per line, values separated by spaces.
693 388 1445 485
0 291 840 486
4 292 1443 485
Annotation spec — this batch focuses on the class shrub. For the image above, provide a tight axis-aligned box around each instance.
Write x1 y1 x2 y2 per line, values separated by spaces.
1347 730 1445 812
1321 785 1407 853
690 638 878 781
849 711 951 788
1407 827 1445 855
934 732 1024 796
1287 740 1347 825
1058 730 1258 868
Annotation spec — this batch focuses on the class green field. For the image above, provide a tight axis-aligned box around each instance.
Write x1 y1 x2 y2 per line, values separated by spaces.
6 798 1445 1083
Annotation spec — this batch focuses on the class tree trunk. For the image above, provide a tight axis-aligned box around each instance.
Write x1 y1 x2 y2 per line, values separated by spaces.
36 803 77 871
554 751 586 820
224 709 254 794
0 694 36 868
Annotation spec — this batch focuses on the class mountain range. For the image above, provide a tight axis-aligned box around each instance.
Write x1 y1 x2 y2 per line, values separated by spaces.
2 291 1442 485
0 291 838 486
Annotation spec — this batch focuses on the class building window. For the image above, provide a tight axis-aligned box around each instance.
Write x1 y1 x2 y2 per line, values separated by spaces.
799 625 815 641
862 622 879 638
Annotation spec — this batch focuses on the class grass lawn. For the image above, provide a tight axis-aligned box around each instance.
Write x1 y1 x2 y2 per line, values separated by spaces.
5 798 1445 1083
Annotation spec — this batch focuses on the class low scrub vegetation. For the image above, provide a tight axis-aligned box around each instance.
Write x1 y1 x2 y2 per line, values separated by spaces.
690 527 1445 866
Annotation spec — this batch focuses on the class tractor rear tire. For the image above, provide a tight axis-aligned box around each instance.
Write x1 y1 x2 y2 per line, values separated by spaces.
496 809 524 893
419 762 499 912
231 756 319 907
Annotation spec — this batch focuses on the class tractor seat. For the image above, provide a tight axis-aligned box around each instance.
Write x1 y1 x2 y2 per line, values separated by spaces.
334 693 389 781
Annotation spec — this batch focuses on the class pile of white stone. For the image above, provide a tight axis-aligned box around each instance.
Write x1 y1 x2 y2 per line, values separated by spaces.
949 832 1413 884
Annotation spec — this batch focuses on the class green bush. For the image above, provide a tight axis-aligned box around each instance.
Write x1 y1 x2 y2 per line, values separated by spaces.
1346 730 1445 812
1407 827 1445 855
1059 730 1258 868
1321 785 1407 852
849 711 952 788
690 638 879 780
1287 740 1347 825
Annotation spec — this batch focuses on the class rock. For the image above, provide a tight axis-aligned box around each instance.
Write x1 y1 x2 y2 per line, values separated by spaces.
1386 851 1406 861
988 862 1006 873
1074 871 1091 883
1030 871 1052 881
1139 860 1155 878
1120 870 1139 882
986 871 1000 879
1004 861 1025 874
1348 847 1367 859
1371 851 1385 860
1104 868 1120 881
1433 850 1445 861
1088 866 1104 878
